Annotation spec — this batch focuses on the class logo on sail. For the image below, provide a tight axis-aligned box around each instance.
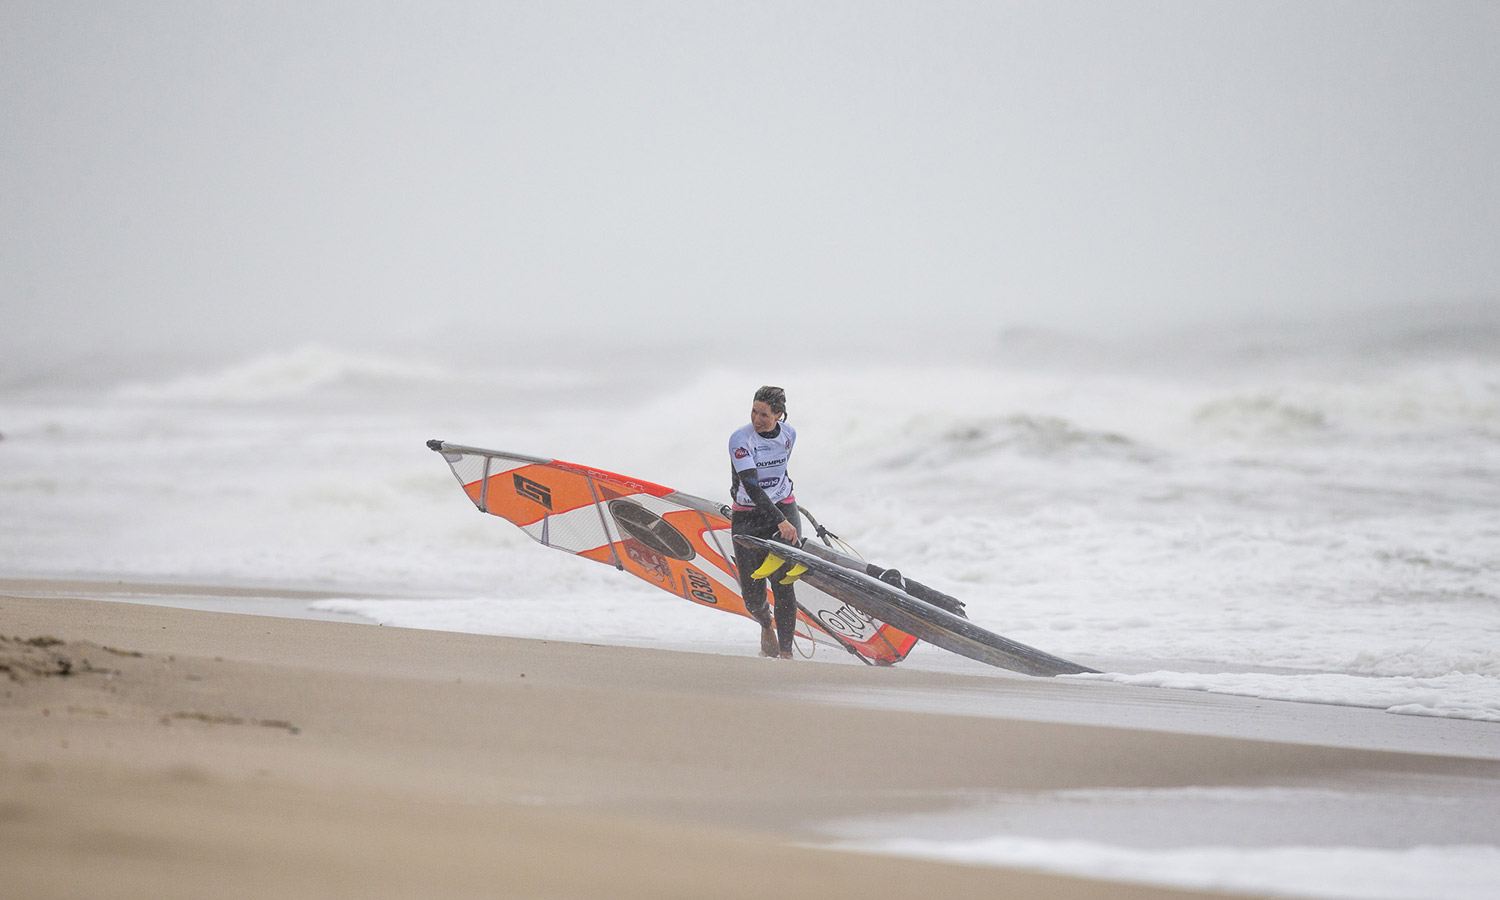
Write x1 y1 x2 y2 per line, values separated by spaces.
513 474 553 509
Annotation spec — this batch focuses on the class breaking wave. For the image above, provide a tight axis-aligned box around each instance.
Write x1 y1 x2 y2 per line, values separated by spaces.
113 344 447 403
110 343 596 405
1189 358 1500 442
879 413 1149 469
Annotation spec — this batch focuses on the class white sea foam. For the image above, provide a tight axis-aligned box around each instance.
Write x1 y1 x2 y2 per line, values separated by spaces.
832 837 1500 900
1071 671 1500 723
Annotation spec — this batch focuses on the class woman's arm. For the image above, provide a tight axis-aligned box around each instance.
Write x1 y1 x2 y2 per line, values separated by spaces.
734 469 799 543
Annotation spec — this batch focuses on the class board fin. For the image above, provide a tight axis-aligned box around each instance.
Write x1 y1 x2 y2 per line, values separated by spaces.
751 553 786 580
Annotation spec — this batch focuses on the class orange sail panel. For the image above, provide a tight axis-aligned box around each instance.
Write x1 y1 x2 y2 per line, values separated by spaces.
427 441 918 665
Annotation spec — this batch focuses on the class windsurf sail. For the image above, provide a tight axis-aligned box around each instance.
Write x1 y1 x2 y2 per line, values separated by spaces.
425 440 919 665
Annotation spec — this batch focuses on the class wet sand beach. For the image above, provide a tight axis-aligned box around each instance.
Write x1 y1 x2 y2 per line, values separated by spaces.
4 588 1498 899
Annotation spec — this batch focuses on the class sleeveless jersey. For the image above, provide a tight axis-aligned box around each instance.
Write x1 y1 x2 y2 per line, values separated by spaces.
728 421 797 508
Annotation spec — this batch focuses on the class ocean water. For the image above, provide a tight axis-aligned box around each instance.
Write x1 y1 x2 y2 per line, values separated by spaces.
2 307 1499 729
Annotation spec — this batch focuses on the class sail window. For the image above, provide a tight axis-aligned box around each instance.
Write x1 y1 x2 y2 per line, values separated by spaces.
608 500 695 561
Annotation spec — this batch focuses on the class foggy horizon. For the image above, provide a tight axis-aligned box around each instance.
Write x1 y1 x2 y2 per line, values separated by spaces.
4 2 1498 363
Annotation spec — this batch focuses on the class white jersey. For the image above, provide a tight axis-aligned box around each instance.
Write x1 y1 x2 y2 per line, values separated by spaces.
729 421 797 508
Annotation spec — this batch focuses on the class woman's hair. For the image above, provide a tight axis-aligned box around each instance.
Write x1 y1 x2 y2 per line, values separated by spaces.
754 385 787 420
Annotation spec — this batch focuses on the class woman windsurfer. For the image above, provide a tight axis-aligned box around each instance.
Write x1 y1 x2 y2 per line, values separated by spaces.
728 385 802 659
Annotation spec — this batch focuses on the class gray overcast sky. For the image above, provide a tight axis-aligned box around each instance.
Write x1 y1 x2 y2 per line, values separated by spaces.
3 1 1498 359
